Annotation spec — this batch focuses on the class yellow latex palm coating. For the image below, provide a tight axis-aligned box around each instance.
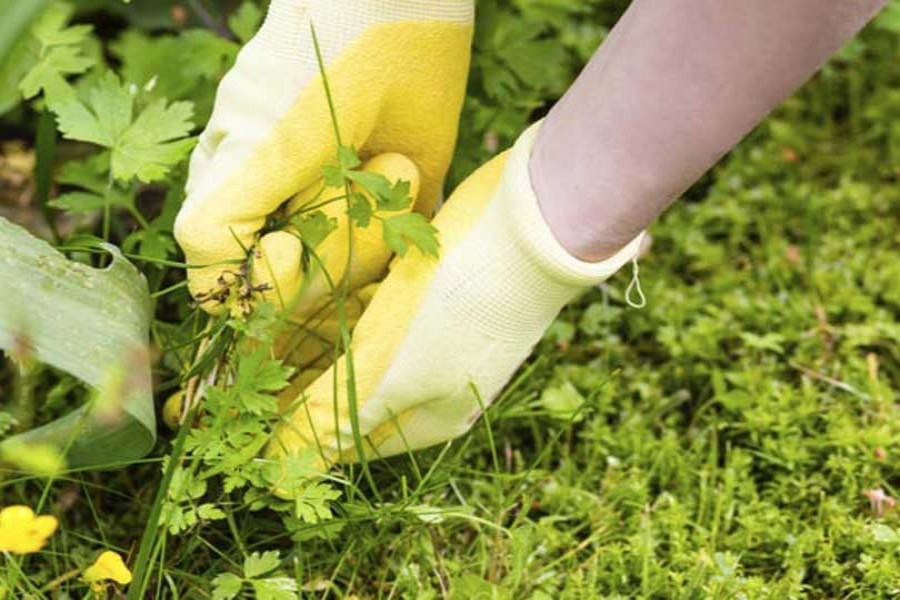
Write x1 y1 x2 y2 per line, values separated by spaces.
176 21 473 309
267 153 510 470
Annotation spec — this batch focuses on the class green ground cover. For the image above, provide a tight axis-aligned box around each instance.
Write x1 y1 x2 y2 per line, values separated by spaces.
0 1 898 598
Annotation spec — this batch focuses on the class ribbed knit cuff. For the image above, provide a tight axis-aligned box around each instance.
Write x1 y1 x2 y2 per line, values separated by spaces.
310 0 474 24
502 122 646 289
256 0 474 60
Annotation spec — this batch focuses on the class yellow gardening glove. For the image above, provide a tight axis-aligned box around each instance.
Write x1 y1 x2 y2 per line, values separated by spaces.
267 124 647 472
174 0 474 312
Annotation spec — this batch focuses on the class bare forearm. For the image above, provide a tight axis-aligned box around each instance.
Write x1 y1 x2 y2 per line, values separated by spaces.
531 0 887 261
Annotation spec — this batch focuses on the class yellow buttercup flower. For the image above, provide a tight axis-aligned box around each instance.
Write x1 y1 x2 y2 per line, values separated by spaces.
0 505 58 554
82 551 133 592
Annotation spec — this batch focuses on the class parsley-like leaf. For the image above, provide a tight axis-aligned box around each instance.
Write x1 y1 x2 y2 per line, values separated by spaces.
211 573 243 600
49 191 133 214
53 72 195 183
382 212 440 258
18 3 95 105
19 46 92 103
291 210 337 249
348 192 373 228
338 145 361 170
228 1 264 44
252 578 298 600
113 98 195 182
243 551 281 578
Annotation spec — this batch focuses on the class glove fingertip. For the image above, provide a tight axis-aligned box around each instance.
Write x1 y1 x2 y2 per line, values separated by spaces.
253 231 304 309
362 152 422 202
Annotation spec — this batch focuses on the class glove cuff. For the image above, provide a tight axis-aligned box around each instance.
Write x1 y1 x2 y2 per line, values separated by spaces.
310 0 474 24
254 0 310 59
502 121 646 290
255 0 473 61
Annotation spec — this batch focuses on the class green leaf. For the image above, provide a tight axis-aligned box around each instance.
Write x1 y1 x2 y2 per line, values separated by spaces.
48 191 105 213
346 170 393 205
34 21 91 48
338 145 361 171
379 180 413 212
211 573 244 600
292 210 337 249
346 168 413 213
55 153 110 192
243 551 281 578
0 33 39 115
30 2 83 47
110 29 237 121
228 1 264 44
321 146 363 191
19 45 91 102
231 350 293 416
53 72 129 145
49 188 134 215
321 165 345 189
0 218 155 468
132 227 176 263
16 3 95 105
382 212 440 258
252 577 298 600
52 72 196 183
540 380 585 421
113 96 196 182
348 192 373 228
198 503 227 521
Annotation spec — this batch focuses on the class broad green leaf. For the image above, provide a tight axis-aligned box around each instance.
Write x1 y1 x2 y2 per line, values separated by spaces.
47 191 106 213
0 218 155 468
346 170 394 206
52 73 196 183
291 211 337 249
109 28 236 122
381 212 440 258
540 380 585 421
56 153 112 193
0 31 39 115
243 551 281 578
211 573 243 600
228 1 264 44
348 192 373 228
251 578 298 600
49 186 134 216
16 2 95 105
18 44 90 102
53 74 126 146
338 145 361 171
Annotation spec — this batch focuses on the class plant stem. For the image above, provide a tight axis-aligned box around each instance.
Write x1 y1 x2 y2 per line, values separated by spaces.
12 358 36 433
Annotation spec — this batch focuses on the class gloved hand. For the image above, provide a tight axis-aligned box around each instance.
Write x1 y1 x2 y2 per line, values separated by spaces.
174 0 474 312
267 124 646 471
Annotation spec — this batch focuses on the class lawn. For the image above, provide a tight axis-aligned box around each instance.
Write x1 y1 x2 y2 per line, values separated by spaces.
1 1 899 598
